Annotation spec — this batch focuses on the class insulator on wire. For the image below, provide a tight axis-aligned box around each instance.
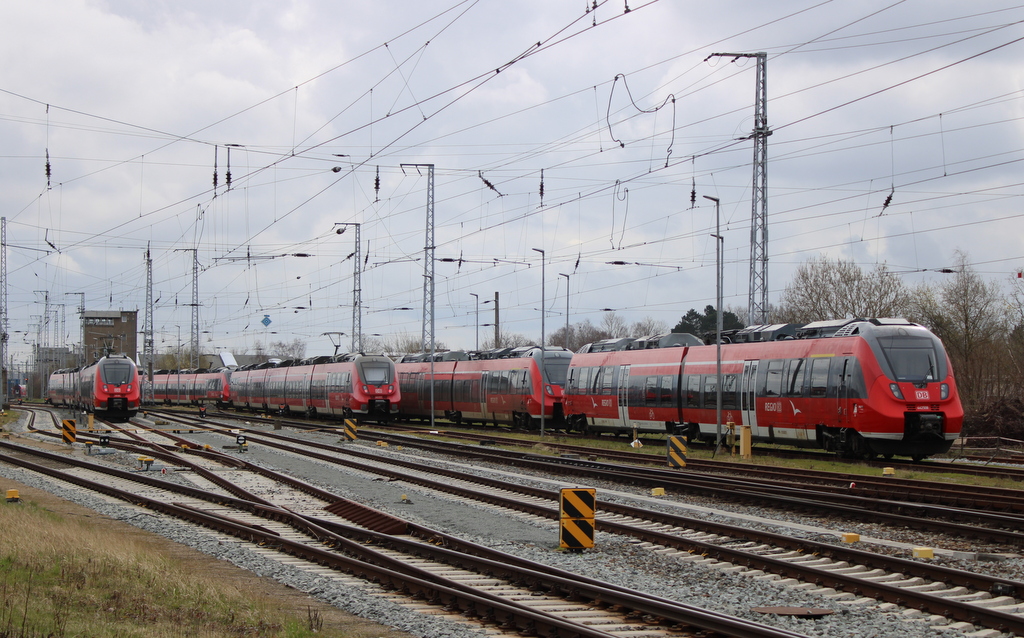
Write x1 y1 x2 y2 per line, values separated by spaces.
539 169 545 206
690 177 696 209
374 166 380 202
45 149 51 188
213 146 219 189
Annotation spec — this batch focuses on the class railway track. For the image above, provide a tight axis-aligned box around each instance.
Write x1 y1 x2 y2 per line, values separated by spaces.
13 406 1024 636
3 412 813 638
135 410 1024 634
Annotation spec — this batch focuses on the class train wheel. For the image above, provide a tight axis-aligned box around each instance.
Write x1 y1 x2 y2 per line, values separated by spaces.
911 454 925 462
305 406 317 420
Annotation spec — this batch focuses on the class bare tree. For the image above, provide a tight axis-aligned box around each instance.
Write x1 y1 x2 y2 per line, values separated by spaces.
600 312 629 338
631 316 668 336
269 338 307 361
908 251 1006 408
482 332 532 349
775 256 910 322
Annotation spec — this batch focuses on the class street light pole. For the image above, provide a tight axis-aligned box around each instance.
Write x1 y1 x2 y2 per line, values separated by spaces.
704 196 724 449
559 273 570 350
470 293 479 351
532 248 545 436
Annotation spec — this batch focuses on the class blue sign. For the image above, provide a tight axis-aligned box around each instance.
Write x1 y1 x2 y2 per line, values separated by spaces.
261 315 272 327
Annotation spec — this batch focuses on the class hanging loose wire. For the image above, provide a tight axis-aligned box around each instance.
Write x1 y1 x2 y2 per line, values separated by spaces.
605 73 676 166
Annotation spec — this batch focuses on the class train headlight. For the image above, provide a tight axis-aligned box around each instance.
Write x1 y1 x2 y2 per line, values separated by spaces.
889 383 904 400
545 384 553 396
362 385 368 393
940 383 949 400
102 384 108 392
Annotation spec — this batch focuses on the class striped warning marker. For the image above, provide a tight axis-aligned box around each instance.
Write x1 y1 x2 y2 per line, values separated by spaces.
559 487 595 519
343 419 358 441
62 419 76 444
667 436 687 468
559 488 596 549
560 517 595 549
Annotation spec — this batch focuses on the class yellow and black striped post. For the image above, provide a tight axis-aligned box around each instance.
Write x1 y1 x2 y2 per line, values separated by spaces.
61 419 76 444
667 436 687 468
559 487 596 550
342 419 358 441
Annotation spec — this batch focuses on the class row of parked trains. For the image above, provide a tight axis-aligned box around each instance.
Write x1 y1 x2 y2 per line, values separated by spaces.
48 317 963 460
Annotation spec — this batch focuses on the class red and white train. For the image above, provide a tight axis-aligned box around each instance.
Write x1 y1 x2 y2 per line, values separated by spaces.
228 353 399 420
47 354 142 421
148 368 232 407
395 346 573 428
563 318 962 460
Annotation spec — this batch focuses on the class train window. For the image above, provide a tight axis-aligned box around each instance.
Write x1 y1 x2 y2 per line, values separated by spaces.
685 374 701 408
721 374 738 409
361 362 392 385
809 357 830 397
764 360 784 397
600 366 616 395
703 375 716 405
660 375 674 405
784 359 806 397
100 361 133 385
879 335 940 382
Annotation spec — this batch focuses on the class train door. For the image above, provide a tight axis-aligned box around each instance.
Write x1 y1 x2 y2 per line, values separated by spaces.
616 364 631 429
833 357 851 428
740 360 759 436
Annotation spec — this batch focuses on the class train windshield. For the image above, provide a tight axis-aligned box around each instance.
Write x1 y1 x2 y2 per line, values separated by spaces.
877 334 943 383
359 361 393 385
542 352 572 386
100 361 134 385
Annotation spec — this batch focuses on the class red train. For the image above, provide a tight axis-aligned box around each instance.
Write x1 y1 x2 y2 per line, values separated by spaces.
47 354 142 421
228 353 399 420
563 318 962 460
395 346 573 428
148 368 232 407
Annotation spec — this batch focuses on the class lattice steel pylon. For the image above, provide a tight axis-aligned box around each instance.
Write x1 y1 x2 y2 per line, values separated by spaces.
708 51 770 325
402 163 435 355
1 217 7 406
191 249 199 368
143 247 154 404
334 222 362 353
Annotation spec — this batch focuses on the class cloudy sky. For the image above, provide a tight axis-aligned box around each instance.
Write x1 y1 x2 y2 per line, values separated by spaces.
2 1 1023 365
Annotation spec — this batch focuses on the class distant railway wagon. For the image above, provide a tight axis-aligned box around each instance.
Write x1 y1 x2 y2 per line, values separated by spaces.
395 346 573 429
228 353 398 420
149 369 232 407
48 354 141 421
563 318 962 460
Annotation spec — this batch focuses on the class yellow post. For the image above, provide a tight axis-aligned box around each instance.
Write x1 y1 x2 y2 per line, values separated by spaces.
88 413 95 431
740 424 752 459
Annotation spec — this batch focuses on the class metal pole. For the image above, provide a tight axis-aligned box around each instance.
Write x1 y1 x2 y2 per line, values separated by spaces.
559 273 570 350
532 248 545 436
704 196 723 447
470 293 479 351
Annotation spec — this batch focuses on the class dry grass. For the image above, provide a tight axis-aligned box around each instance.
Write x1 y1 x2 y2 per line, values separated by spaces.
0 499 325 638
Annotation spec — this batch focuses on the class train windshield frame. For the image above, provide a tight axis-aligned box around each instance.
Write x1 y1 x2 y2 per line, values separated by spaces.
100 361 134 385
872 329 948 383
359 360 393 385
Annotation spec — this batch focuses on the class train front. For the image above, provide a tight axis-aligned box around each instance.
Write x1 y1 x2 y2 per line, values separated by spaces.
96 355 141 420
354 355 400 419
860 322 963 459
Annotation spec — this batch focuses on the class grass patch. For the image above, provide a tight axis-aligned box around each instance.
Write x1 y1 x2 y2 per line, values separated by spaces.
0 498 331 638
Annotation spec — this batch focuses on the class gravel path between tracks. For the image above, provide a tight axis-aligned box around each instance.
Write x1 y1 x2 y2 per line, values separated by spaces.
3 413 1022 638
